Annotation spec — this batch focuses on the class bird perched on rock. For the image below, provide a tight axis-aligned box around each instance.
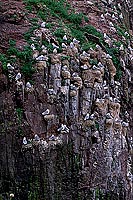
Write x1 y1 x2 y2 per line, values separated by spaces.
96 44 102 50
84 113 90 121
57 124 69 133
41 22 46 28
80 64 88 70
15 73 21 81
70 42 74 49
104 12 111 17
49 134 56 141
63 35 67 41
82 51 90 57
119 13 123 19
52 43 59 49
7 63 14 70
100 14 105 22
106 54 112 59
9 193 14 198
112 14 118 21
26 82 32 89
62 65 68 71
31 43 36 50
122 122 129 127
118 3 121 9
36 55 48 61
62 43 67 48
23 137 27 145
114 98 120 103
34 134 40 141
109 22 114 27
106 113 113 119
47 89 56 95
70 84 77 90
42 109 50 115
103 33 109 39
41 45 47 51
53 48 58 54
125 32 129 37
103 80 107 86
90 114 95 120
119 44 124 51
73 38 80 44
114 81 121 86
41 47 47 55
92 65 98 70
98 62 104 68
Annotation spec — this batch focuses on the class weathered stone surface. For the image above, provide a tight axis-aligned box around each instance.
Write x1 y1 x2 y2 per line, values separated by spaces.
0 0 132 200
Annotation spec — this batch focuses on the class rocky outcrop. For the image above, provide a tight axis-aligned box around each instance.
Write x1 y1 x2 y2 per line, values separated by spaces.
0 0 132 200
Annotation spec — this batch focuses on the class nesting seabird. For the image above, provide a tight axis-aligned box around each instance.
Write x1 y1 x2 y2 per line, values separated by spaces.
36 55 48 61
53 48 58 54
106 54 112 59
122 122 129 127
31 43 36 50
84 113 90 121
26 82 32 88
62 43 67 48
90 114 95 120
82 51 89 57
49 134 56 141
41 22 46 28
15 73 21 81
73 38 80 44
52 43 59 49
7 63 14 70
23 137 27 145
42 109 50 115
57 124 69 133
119 13 123 19
63 35 67 41
70 42 74 49
34 134 40 141
106 113 113 119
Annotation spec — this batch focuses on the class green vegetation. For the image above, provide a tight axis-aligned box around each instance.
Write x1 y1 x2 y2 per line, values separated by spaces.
115 24 130 40
0 53 8 72
24 0 100 48
0 38 35 77
61 55 70 61
0 0 124 80
9 44 35 78
106 47 122 80
16 108 23 123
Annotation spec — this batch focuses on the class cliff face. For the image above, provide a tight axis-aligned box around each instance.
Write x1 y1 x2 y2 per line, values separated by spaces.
0 0 132 200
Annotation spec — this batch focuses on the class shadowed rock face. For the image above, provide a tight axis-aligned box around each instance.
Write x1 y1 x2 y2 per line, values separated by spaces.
0 0 132 200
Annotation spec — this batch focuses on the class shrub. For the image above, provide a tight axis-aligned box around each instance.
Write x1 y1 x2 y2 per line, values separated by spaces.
106 47 122 80
0 53 8 72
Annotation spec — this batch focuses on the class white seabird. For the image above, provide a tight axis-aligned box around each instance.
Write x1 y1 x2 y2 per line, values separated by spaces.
15 73 21 81
63 35 67 41
26 82 32 88
84 113 90 121
34 134 40 141
23 137 27 145
42 109 50 115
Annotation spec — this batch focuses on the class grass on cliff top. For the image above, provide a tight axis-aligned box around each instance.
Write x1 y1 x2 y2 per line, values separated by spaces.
0 40 35 77
0 0 122 80
24 0 122 80
24 0 103 45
